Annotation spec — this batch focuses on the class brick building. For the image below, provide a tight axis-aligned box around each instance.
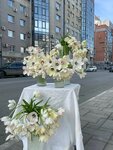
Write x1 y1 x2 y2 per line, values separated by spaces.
94 18 113 68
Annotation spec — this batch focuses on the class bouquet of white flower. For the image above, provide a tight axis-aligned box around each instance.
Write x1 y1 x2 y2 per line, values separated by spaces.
48 35 88 80
23 46 47 79
46 55 72 81
1 91 64 142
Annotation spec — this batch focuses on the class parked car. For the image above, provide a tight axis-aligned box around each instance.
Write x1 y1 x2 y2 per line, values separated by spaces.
109 65 113 72
0 62 24 78
86 66 97 72
104 65 110 70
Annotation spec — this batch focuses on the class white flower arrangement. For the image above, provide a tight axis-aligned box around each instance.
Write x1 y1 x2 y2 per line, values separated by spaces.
23 46 47 79
48 35 88 80
23 36 88 81
46 55 72 81
1 91 64 142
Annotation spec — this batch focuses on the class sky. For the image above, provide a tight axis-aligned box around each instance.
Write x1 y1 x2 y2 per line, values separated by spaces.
95 0 113 22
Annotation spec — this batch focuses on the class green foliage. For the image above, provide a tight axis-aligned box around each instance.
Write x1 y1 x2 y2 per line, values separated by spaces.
21 98 50 113
13 97 50 119
60 35 72 56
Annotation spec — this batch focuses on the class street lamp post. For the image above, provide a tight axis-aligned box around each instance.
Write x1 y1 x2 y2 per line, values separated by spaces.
0 33 2 68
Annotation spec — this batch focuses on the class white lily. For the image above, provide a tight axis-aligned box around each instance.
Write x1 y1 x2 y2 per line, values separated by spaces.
27 112 38 124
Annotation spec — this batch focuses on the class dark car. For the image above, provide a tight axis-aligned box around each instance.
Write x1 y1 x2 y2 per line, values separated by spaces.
109 66 113 72
0 62 24 78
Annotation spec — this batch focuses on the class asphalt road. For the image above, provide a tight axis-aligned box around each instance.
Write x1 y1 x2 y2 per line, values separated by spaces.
0 70 113 145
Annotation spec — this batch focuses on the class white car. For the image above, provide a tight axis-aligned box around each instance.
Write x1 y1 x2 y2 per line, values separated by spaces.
86 66 97 72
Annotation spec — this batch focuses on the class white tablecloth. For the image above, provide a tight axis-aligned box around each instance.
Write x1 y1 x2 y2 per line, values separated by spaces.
17 83 84 150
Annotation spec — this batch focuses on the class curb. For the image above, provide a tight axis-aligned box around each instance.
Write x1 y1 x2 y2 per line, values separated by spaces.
80 87 113 107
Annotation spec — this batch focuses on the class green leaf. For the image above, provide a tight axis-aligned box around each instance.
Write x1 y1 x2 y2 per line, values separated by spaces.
35 100 43 106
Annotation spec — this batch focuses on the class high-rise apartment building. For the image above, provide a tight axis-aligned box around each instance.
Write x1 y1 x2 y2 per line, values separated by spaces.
32 0 82 51
50 0 82 47
94 17 113 67
82 0 94 65
0 0 31 64
64 0 82 41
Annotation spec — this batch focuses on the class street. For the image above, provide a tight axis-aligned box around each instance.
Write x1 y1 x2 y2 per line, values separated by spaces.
0 70 113 145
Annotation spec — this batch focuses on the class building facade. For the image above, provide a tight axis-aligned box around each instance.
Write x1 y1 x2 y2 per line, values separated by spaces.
32 0 82 51
81 0 94 65
94 17 113 68
32 0 50 53
50 0 82 47
0 0 31 65
0 0 96 65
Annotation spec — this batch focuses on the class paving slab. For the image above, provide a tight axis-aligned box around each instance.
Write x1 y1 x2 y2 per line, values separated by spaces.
102 120 113 130
84 139 106 150
104 144 113 150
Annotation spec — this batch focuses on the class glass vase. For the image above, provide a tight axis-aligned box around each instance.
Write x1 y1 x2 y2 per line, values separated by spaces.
37 75 46 86
64 78 71 85
28 136 44 150
54 79 64 88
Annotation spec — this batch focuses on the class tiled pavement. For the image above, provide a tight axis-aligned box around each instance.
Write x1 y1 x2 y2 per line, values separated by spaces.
80 87 113 150
1 88 113 150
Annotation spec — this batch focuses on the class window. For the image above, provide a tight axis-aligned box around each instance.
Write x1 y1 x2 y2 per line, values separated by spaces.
9 45 15 51
56 2 60 10
68 1 70 8
34 6 38 14
67 28 69 33
20 19 25 26
20 47 25 53
42 34 46 41
39 21 42 28
20 4 25 13
56 14 60 21
8 0 13 7
42 21 46 28
72 4 74 9
8 30 14 37
8 14 14 23
72 13 74 18
35 20 38 27
20 33 25 40
56 27 60 33
67 19 69 24
42 0 46 2
42 8 46 15
72 22 74 26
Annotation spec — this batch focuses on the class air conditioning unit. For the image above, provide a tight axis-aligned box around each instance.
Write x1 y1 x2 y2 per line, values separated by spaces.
50 35 54 39
25 12 28 17
13 8 17 12
1 26 6 31
4 43 9 48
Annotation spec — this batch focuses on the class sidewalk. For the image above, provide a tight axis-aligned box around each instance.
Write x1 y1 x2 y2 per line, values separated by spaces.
1 87 113 150
80 87 113 150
